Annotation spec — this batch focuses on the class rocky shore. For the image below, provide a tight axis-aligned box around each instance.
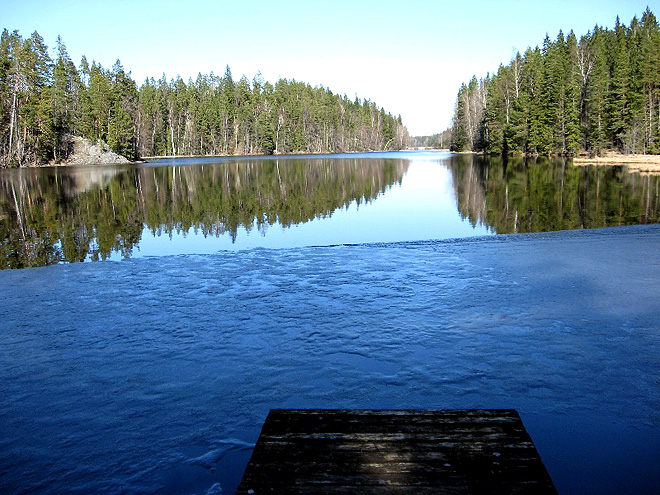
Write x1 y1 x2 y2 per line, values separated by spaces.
62 135 131 166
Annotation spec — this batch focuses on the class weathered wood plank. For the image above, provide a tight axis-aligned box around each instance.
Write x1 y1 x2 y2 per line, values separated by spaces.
237 409 557 494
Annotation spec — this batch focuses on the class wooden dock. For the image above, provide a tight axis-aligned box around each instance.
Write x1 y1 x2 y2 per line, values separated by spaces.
237 409 556 494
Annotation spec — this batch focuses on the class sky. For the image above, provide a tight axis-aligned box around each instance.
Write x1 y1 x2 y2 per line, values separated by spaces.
3 0 654 136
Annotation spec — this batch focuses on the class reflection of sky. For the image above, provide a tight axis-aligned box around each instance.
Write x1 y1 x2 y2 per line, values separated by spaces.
132 153 492 258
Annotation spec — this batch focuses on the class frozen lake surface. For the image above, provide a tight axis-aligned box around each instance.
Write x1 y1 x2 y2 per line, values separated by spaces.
1 225 659 494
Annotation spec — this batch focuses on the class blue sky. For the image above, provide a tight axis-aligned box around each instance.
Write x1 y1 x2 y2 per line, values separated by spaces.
4 0 653 135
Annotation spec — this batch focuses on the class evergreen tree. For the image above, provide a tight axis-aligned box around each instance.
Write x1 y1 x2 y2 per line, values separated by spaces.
607 16 631 150
0 29 410 166
51 36 82 160
108 60 137 159
585 26 609 153
639 8 660 152
450 9 660 156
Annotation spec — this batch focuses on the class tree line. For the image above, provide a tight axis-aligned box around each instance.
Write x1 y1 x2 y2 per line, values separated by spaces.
412 130 451 149
0 29 410 167
450 8 660 156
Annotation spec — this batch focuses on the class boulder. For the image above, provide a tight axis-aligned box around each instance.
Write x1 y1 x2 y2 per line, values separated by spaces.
63 135 131 165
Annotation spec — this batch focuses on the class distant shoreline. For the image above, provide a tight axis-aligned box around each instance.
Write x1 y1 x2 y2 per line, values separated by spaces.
139 149 424 161
443 150 660 174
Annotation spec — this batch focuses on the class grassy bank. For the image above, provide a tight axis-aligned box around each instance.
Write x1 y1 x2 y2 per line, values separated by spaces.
573 152 660 174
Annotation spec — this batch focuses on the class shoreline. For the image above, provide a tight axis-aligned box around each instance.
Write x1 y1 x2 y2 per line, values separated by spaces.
140 149 417 161
573 152 660 174
446 150 660 174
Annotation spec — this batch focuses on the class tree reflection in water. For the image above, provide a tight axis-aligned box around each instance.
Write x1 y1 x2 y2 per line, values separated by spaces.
448 154 659 234
1 153 658 269
0 158 407 268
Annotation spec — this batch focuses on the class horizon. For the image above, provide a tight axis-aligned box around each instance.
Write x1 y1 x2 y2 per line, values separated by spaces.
4 0 653 136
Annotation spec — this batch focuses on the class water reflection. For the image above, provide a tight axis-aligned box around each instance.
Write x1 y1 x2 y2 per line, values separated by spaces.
449 155 659 233
0 158 407 268
1 153 659 269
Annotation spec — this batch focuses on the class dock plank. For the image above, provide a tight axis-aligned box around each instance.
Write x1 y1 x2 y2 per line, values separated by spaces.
237 409 556 494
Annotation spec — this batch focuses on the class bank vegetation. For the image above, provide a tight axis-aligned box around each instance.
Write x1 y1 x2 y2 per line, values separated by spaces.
450 8 660 158
0 30 410 167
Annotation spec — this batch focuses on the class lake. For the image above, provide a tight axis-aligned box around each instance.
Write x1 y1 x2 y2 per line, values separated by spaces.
1 152 659 494
2 151 657 267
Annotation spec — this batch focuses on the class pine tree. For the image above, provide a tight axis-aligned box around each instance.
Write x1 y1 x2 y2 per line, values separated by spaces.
639 8 660 152
85 62 111 143
51 36 82 160
524 46 545 153
0 28 411 165
109 60 138 159
564 31 583 153
585 26 609 154
484 68 505 154
220 66 235 154
607 16 631 151
450 83 468 151
626 15 646 153
14 31 52 164
450 9 660 156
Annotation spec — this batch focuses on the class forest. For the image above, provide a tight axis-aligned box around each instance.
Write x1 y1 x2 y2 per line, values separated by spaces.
450 8 660 156
0 30 410 167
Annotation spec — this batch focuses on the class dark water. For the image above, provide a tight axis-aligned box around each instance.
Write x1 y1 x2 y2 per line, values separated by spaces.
1 152 657 268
